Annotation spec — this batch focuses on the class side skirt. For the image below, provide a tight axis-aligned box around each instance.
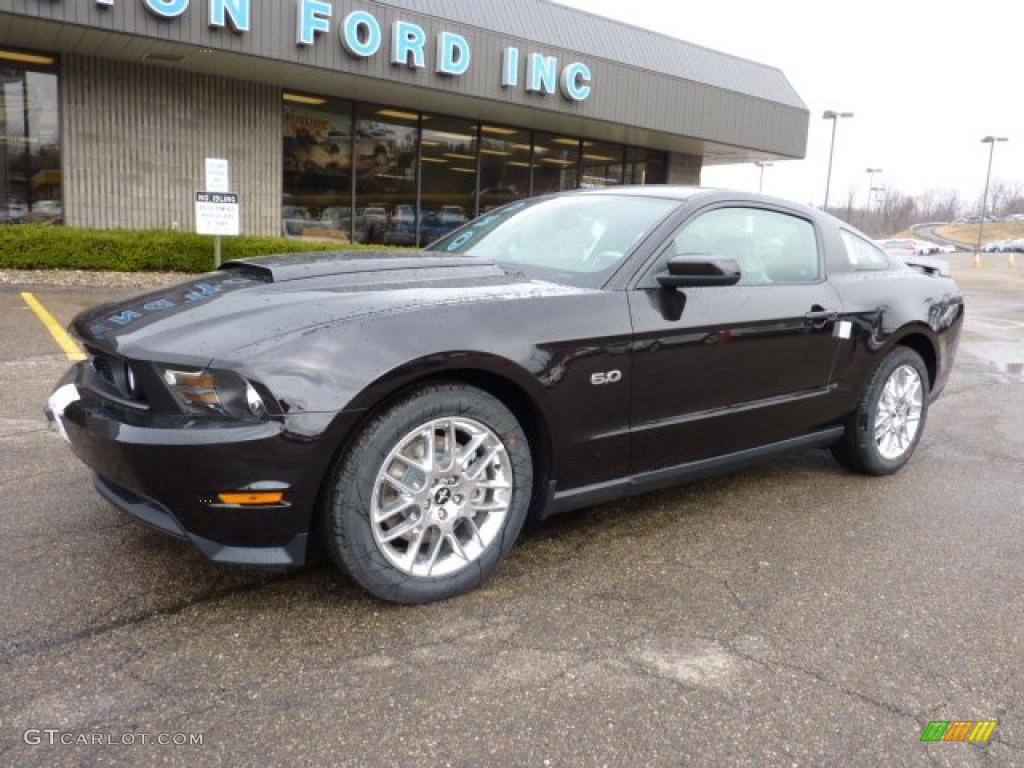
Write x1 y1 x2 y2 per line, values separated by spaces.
542 426 845 519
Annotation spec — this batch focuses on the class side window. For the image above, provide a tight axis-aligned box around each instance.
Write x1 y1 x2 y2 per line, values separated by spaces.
840 230 891 270
668 207 820 285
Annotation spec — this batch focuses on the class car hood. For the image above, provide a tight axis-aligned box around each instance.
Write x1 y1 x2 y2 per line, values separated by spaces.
71 251 580 364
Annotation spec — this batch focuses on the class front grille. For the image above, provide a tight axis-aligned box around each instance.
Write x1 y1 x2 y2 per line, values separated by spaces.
92 354 117 387
87 348 148 407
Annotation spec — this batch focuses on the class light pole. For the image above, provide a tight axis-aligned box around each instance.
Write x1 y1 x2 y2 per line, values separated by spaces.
871 187 886 234
822 110 854 210
864 167 883 230
755 161 773 193
975 135 1008 267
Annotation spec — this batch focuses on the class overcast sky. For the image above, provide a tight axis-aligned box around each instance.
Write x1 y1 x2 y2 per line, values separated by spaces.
557 0 1021 209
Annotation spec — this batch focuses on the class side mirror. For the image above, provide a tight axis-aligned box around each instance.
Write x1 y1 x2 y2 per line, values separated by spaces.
657 255 741 289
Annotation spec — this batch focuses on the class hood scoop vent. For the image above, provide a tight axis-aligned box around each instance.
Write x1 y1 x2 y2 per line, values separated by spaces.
220 252 500 284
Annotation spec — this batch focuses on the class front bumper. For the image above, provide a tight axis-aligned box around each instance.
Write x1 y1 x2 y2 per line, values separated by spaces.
92 475 309 566
46 364 347 567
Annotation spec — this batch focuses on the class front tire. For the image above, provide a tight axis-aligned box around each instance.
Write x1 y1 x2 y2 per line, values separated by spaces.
832 346 930 475
323 383 533 604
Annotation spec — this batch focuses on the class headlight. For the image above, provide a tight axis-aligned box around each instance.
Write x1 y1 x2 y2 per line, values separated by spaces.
160 367 269 421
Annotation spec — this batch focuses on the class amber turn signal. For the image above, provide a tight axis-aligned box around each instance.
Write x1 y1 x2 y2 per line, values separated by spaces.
217 491 285 506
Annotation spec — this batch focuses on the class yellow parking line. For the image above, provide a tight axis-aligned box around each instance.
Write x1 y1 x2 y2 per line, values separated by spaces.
20 292 86 361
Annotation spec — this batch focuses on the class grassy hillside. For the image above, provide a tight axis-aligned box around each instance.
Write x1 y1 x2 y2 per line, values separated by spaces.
935 221 1024 247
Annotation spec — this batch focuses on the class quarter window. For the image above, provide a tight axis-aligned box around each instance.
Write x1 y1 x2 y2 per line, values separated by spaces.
840 230 891 270
668 207 820 285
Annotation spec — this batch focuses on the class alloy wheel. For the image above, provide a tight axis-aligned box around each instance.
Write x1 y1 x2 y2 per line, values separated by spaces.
874 364 924 461
369 417 513 578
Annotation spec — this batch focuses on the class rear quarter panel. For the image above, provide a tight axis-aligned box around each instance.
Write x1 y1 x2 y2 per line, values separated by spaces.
828 268 964 410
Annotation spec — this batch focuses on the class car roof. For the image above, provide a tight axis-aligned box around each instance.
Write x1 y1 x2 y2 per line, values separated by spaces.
570 185 705 201
569 185 828 221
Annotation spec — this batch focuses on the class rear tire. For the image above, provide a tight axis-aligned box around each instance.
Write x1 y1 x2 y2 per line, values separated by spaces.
832 346 930 475
322 383 533 604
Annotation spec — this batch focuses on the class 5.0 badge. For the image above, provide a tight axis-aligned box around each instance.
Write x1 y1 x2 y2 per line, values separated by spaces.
591 370 623 386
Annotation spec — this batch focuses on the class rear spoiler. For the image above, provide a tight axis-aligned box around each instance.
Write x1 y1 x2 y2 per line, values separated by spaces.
903 254 951 277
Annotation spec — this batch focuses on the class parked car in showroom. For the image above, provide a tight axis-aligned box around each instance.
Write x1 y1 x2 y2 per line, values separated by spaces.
281 206 315 238
359 206 389 242
318 207 370 244
383 204 418 245
438 205 470 228
47 188 963 604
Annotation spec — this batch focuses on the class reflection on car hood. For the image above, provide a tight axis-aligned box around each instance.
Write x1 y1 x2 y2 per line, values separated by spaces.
71 251 580 364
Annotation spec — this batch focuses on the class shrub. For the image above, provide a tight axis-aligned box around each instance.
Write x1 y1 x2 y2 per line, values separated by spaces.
0 225 398 273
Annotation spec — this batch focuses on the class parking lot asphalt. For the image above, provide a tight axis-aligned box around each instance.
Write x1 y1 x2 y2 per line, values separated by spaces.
1 260 1022 767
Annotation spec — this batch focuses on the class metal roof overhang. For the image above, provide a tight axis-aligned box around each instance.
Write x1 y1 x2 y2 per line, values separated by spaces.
0 3 808 165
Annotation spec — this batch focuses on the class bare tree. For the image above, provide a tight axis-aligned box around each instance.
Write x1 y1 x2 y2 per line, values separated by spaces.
879 189 917 235
824 186 972 237
932 189 964 223
916 188 964 224
844 185 857 224
984 180 1024 217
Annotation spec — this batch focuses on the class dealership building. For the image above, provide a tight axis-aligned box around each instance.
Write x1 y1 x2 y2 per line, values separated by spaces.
0 0 808 245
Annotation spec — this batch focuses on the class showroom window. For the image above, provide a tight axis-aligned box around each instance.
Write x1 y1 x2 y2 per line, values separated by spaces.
354 105 419 245
281 95 673 243
420 114 478 244
625 147 668 185
532 133 581 195
581 140 626 188
282 95 353 241
478 125 531 213
0 52 62 225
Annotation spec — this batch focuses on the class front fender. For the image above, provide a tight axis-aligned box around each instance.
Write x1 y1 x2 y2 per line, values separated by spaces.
340 350 552 418
218 286 631 493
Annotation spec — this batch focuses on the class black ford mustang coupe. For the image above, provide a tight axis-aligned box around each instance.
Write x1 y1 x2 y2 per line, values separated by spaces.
47 188 963 603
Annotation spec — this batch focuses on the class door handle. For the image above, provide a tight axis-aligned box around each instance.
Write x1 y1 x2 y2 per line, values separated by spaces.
804 308 838 328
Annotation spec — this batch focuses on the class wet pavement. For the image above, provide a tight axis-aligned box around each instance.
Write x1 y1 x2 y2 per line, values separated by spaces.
952 254 1024 379
0 260 1022 767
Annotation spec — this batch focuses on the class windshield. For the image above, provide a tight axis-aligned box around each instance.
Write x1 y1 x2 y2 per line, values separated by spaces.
427 195 679 288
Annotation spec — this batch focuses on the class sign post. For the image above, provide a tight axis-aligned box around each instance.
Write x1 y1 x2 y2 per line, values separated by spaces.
195 192 240 266
198 158 236 267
